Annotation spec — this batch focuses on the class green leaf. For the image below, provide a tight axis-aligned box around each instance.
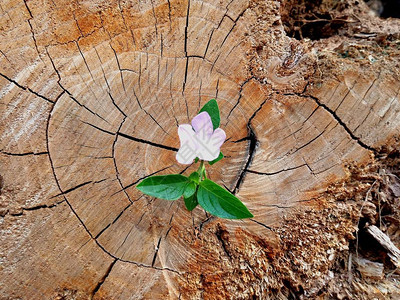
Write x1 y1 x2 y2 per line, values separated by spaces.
194 157 199 163
184 192 198 211
184 181 197 198
188 171 200 184
197 179 253 219
208 152 224 165
136 174 189 200
199 99 220 130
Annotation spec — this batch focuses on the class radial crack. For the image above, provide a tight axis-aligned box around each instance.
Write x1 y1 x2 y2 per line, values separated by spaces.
233 98 268 193
215 225 232 259
184 0 190 56
0 72 54 103
150 0 159 36
95 202 133 239
151 237 162 267
4 200 66 217
225 77 255 124
0 151 48 156
23 0 42 58
118 132 178 151
220 6 248 48
112 117 132 203
203 28 215 58
82 121 115 135
45 48 109 123
293 93 378 153
90 259 117 299
110 44 126 93
50 181 93 198
247 164 308 176
132 86 170 135
290 129 326 155
76 41 95 82
119 165 172 192
250 219 274 231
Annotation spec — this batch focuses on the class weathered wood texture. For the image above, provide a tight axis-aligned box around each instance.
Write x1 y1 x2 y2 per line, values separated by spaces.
1 0 400 298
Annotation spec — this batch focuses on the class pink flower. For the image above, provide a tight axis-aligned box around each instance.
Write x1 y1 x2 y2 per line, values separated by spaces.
176 112 226 164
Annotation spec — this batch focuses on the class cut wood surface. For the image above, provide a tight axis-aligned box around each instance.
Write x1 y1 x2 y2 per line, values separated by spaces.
1 0 400 298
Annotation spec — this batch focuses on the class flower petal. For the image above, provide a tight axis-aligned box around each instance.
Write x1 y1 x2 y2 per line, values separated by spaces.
176 147 197 164
197 146 220 161
176 124 198 164
209 128 226 150
196 128 225 161
191 111 213 139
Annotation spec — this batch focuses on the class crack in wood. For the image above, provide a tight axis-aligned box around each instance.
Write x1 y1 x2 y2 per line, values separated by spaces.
232 126 256 194
151 237 162 267
0 151 48 156
232 98 269 194
250 219 274 231
22 0 42 59
45 48 109 123
0 72 54 104
50 181 93 198
131 85 170 135
183 56 189 92
247 163 308 176
0 49 11 64
119 165 172 192
197 215 214 231
184 0 190 56
219 6 249 52
215 225 232 259
112 117 132 204
75 41 95 82
95 202 133 239
72 11 84 37
150 0 159 36
110 44 126 93
289 127 327 156
225 77 256 125
117 132 178 151
165 226 173 238
166 0 172 30
90 258 117 299
81 121 115 135
46 117 179 272
203 28 215 58
2 200 66 218
291 93 378 153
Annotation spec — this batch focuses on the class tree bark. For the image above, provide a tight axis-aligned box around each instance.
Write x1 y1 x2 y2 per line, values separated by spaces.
1 0 400 299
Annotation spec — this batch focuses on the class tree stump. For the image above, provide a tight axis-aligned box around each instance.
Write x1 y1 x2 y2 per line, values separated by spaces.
1 0 400 298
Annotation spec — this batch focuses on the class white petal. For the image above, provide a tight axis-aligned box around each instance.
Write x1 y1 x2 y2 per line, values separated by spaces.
196 134 221 161
176 147 197 164
191 111 213 139
209 128 226 150
176 124 198 164
197 146 220 161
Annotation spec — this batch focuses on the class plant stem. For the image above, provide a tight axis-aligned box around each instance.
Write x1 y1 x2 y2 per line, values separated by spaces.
198 160 205 181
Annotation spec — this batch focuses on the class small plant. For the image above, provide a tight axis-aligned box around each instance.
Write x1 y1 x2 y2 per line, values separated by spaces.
137 99 253 219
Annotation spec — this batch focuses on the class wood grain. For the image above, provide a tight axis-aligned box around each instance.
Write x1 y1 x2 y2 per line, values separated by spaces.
1 0 400 298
